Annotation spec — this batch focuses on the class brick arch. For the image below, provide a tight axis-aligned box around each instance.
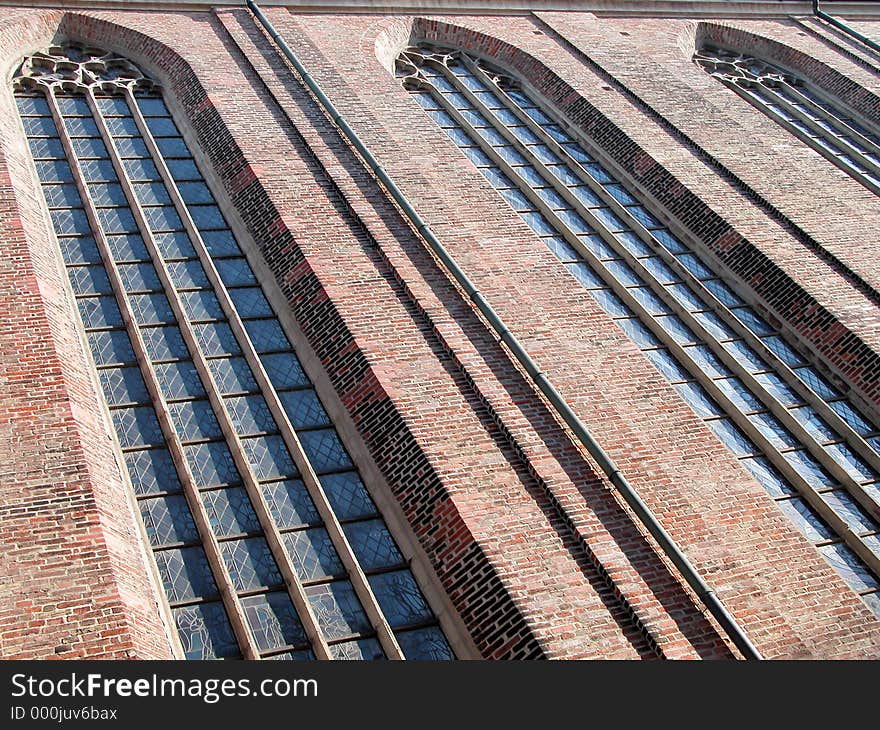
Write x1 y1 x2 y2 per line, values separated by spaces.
386 17 880 412
695 21 880 123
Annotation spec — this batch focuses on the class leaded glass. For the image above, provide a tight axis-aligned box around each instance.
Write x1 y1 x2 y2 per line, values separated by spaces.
241 593 308 653
173 602 240 660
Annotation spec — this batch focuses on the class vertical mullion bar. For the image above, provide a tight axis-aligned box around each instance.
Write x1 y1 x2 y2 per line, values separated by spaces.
49 88 258 660
124 90 404 660
87 88 332 661
418 70 880 579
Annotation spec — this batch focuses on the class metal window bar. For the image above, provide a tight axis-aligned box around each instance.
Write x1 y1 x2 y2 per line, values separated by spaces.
398 46 880 615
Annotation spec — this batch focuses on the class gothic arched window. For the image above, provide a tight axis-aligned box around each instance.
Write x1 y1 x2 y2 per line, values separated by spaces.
397 44 880 618
694 45 880 194
14 43 455 661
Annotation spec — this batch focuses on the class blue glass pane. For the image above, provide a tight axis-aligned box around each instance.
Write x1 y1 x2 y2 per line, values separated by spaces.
167 259 210 289
145 116 180 137
112 405 164 448
262 479 320 529
95 206 138 234
740 456 795 497
262 352 309 389
397 626 454 660
139 494 199 547
368 570 433 628
241 593 308 652
177 182 214 205
241 435 298 480
117 262 162 292
215 257 257 287
154 361 205 400
278 389 330 430
124 448 182 496
89 181 130 209
58 236 101 264
99 366 150 405
225 394 278 436
128 293 175 325
785 449 838 489
229 287 274 319
201 229 241 257
305 581 371 640
141 325 189 361
153 231 196 259
818 543 879 592
88 329 136 366
192 322 241 357
221 537 283 591
244 319 291 353
320 472 377 521
343 519 404 573
825 443 879 483
52 208 91 236
167 158 200 181
156 136 191 158
42 183 82 209
705 418 757 457
300 429 352 474
820 491 878 533
180 290 225 322
94 97 131 116
68 265 111 296
122 157 160 181
133 181 172 206
35 160 74 183
201 487 261 537
209 357 257 395
168 400 223 442
142 205 183 232
189 205 226 230
106 234 149 261
113 136 150 159
330 639 385 660
283 527 345 582
173 602 239 660
714 376 763 411
155 546 218 602
776 497 835 542
184 441 241 487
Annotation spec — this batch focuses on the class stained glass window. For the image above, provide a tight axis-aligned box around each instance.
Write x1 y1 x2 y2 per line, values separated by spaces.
15 43 454 660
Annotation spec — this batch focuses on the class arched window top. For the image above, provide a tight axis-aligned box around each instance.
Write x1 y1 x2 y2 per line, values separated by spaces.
693 43 880 194
397 41 880 621
14 42 157 95
693 45 801 89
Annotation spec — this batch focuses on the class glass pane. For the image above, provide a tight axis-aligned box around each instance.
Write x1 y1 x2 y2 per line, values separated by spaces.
241 593 308 653
124 448 182 495
343 519 404 573
221 537 283 592
283 527 345 582
368 570 433 628
139 494 199 547
300 429 352 474
155 546 218 602
305 581 371 640
262 479 321 529
173 602 239 660
397 626 455 660
201 487 262 537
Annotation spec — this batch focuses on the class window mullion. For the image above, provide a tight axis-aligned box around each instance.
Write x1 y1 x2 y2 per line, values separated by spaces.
124 91 405 661
785 81 880 148
49 88 258 660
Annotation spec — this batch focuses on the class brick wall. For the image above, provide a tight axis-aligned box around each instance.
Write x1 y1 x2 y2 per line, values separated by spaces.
1 4 879 660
